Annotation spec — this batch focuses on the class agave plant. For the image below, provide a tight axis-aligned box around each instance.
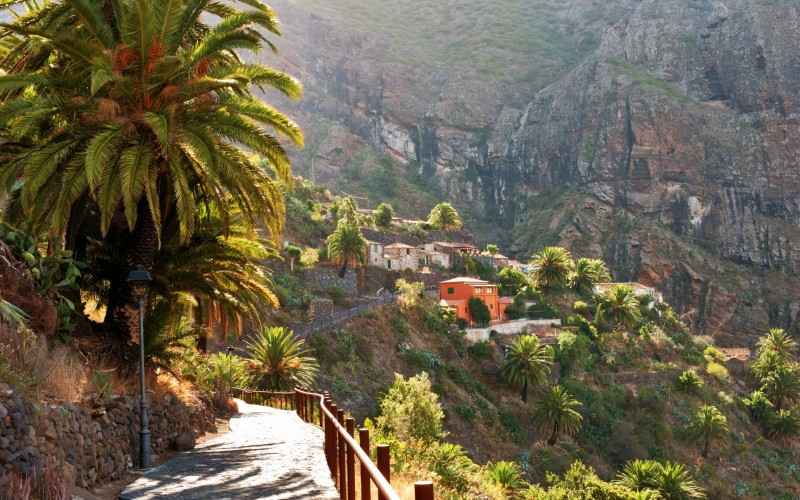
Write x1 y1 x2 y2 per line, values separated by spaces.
484 460 526 492
499 334 551 402
530 246 573 289
0 0 301 351
686 405 728 458
246 327 318 390
595 284 642 329
532 385 583 445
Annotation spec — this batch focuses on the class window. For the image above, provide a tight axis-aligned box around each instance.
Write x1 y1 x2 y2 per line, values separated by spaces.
490 304 493 309
474 287 482 294
387 260 392 269
406 249 410 255
486 287 493 294
447 287 454 294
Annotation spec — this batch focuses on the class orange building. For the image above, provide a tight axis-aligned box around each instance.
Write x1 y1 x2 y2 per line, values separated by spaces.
439 277 511 326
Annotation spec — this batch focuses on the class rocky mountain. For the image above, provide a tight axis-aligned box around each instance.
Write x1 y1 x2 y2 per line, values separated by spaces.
262 0 800 342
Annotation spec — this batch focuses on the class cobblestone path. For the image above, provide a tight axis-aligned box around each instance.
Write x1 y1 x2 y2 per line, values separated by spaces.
120 400 338 499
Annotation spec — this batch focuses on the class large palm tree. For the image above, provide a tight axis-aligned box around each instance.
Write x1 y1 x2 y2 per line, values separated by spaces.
568 257 610 296
756 328 797 364
595 284 642 329
327 225 367 278
762 363 800 411
499 334 551 402
427 202 462 232
531 385 583 445
766 409 800 446
530 246 573 289
246 327 318 390
0 0 301 353
686 405 728 458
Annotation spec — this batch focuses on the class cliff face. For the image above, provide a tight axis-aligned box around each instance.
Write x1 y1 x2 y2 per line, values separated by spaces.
266 0 800 341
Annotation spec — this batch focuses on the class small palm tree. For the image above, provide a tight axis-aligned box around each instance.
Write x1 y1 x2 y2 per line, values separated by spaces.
676 370 704 393
743 390 774 425
327 226 367 277
614 459 662 492
653 462 706 499
485 461 526 492
596 284 642 329
762 363 800 411
500 335 551 402
530 247 573 289
532 385 583 445
756 328 797 363
686 405 728 458
751 349 785 383
766 409 800 445
568 258 610 296
427 202 463 232
285 245 302 272
431 443 477 494
246 327 318 390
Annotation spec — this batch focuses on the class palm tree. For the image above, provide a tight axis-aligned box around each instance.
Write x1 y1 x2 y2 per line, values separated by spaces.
756 328 797 363
530 247 573 289
743 390 774 425
568 257 610 296
596 284 642 329
427 202 463 232
766 409 800 446
614 459 661 492
0 0 301 353
751 349 785 383
686 405 728 458
499 334 551 402
431 444 477 494
532 385 583 445
246 327 318 390
762 363 800 411
327 225 367 278
485 461 526 493
653 462 706 499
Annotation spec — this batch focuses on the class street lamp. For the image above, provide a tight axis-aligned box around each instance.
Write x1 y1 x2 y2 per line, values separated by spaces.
226 345 235 397
128 266 152 469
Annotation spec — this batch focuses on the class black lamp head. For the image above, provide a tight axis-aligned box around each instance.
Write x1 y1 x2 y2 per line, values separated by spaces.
227 346 235 353
127 267 152 283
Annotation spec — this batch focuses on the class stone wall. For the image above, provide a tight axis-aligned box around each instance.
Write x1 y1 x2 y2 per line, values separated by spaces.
464 319 561 343
304 267 358 295
0 384 216 490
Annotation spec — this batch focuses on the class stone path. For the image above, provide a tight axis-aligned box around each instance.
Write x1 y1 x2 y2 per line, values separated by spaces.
120 400 338 499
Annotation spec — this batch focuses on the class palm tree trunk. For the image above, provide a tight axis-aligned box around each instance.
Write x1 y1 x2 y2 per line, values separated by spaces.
702 438 709 458
338 260 348 278
521 380 528 402
547 427 558 446
289 257 295 272
104 199 159 367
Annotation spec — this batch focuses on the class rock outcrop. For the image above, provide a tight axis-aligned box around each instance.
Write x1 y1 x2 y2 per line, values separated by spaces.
264 0 800 340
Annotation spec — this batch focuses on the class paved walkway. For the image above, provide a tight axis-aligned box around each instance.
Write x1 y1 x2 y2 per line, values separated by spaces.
120 400 338 499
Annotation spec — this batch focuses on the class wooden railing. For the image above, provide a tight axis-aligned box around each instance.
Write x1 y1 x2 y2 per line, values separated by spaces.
233 388 434 500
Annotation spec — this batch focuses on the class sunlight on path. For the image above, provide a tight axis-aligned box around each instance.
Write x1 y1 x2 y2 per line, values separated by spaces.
120 400 338 499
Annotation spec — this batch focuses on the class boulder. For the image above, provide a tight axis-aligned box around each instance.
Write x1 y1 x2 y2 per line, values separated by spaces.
174 430 196 452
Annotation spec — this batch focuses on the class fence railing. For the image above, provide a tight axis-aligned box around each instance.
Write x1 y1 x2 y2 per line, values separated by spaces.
233 387 434 500
296 292 400 338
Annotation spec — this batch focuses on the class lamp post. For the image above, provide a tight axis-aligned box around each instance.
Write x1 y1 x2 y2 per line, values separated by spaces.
127 266 152 470
227 345 235 397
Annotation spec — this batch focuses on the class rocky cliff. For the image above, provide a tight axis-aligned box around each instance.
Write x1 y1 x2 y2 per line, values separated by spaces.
264 0 800 341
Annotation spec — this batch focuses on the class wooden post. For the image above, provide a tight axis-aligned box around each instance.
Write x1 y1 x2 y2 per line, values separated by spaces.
330 403 339 480
295 389 301 418
377 444 390 500
346 418 356 500
337 409 346 499
414 481 434 500
359 428 370 500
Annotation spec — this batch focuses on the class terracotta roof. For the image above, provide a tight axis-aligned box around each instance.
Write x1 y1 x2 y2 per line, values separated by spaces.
385 242 416 249
433 242 478 249
440 277 488 284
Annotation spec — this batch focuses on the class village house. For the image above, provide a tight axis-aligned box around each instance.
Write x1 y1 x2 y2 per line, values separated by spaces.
493 253 509 268
593 282 663 303
424 242 480 258
365 240 385 267
422 249 450 268
507 259 527 272
384 243 426 271
438 277 512 326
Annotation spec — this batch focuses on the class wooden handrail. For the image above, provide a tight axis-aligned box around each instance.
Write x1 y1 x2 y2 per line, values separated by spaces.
232 388 427 500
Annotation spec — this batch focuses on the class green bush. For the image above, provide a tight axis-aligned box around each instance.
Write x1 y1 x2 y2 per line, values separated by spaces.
457 318 469 330
676 370 704 393
452 403 476 422
317 246 328 262
273 285 290 308
469 297 491 326
376 372 444 442
572 300 590 316
554 331 591 376
566 315 592 336
703 346 726 363
326 285 347 304
498 407 526 444
468 341 492 360
682 345 704 365
389 316 410 340
706 362 729 382
528 301 561 320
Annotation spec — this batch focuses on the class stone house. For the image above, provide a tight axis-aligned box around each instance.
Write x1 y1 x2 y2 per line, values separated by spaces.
423 250 450 268
384 243 425 271
365 240 385 267
493 254 510 268
425 242 480 258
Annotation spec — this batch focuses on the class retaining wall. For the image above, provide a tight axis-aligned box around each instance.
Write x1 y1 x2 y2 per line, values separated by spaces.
464 319 562 343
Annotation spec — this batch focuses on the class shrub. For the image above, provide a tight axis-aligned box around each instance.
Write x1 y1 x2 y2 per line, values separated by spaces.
554 331 591 376
743 391 774 425
682 345 704 365
766 409 800 445
376 372 444 442
374 202 395 228
497 267 530 296
527 301 561 320
676 370 704 393
452 403 476 422
389 316 410 340
703 346 726 363
317 246 328 262
326 285 347 304
457 318 468 330
468 341 492 360
485 461 526 492
706 362 729 382
431 443 477 493
572 300 590 316
468 297 491 326
566 315 592 336
396 279 425 309
273 285 290 308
